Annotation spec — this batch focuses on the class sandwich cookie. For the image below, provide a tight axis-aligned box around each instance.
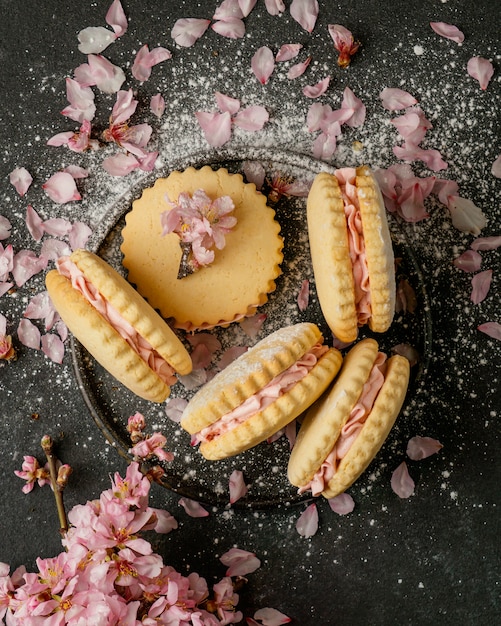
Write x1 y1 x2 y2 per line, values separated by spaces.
180 322 343 460
287 338 410 499
307 165 396 343
46 249 192 403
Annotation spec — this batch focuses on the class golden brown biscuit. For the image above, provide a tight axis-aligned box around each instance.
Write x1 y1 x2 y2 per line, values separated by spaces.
121 166 283 331
46 250 192 403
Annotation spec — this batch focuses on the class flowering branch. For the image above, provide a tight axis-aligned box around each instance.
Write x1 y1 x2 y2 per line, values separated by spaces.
41 435 71 536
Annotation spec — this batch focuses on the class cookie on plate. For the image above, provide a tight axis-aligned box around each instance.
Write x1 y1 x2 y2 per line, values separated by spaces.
121 166 284 331
46 249 192 403
180 322 343 460
287 338 410 498
307 165 396 343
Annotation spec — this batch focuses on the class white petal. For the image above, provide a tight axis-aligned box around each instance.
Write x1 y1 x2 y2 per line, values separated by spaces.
77 26 115 54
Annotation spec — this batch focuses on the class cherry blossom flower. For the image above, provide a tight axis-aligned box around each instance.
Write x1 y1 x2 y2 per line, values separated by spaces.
390 461 415 498
379 87 418 111
328 24 360 68
328 492 355 515
211 577 243 623
290 0 319 33
303 76 330 98
467 56 494 90
478 322 501 341
287 56 312 79
296 502 318 537
229 469 248 503
74 54 126 94
0 314 15 361
171 18 211 47
220 548 261 576
267 171 311 203
61 77 96 122
14 456 50 493
430 22 465 44
471 269 493 304
492 154 501 178
406 436 443 461
276 43 302 62
251 46 275 84
42 171 82 204
253 607 292 625
9 167 33 197
0 216 11 240
178 497 210 518
131 44 172 82
130 432 174 463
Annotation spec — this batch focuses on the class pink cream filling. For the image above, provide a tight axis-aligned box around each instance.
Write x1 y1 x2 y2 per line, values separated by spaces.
194 343 329 445
335 167 371 326
298 352 387 496
56 257 177 386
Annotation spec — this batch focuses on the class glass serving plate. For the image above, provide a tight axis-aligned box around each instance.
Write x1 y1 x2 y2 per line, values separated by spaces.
72 148 432 509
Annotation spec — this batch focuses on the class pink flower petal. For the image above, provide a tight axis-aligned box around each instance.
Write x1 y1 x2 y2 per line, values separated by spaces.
42 172 81 204
406 436 443 461
297 279 309 311
171 18 211 47
25 205 44 242
253 607 292 625
391 461 415 498
17 318 41 350
239 313 266 339
218 345 247 370
328 493 355 515
213 0 244 20
233 105 269 131
9 167 33 197
132 45 172 82
12 250 48 286
165 397 188 423
68 222 92 250
0 282 13 297
75 54 125 94
453 249 482 272
215 91 241 114
220 548 261 576
77 27 115 54
289 0 319 33
391 343 419 367
264 0 285 15
0 215 11 240
471 269 492 304
491 154 501 178
195 110 232 146
229 469 248 504
106 0 128 37
430 22 464 44
287 56 312 79
251 46 275 84
471 235 501 251
242 161 265 189
296 502 318 537
478 322 501 341
178 497 209 518
276 43 302 62
303 76 330 98
41 333 65 363
47 131 74 147
239 0 258 17
379 87 418 110
341 86 366 128
447 195 486 235
211 17 246 39
61 78 96 122
467 56 494 90
150 93 165 118
102 153 140 176
312 131 337 160
40 238 72 261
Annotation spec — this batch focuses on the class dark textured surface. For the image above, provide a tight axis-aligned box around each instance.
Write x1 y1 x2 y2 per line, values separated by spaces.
0 1 500 624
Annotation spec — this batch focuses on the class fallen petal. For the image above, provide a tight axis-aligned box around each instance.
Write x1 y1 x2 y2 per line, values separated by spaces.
242 160 265 189
290 0 319 33
77 26 115 54
220 548 261 576
171 18 211 47
471 269 492 304
17 318 41 350
165 397 188 423
42 172 81 204
238 0 258 17
41 333 65 363
470 235 501 251
296 502 318 537
215 91 241 114
453 249 482 272
297 279 309 311
229 469 248 504
287 56 312 79
253 607 292 625
211 17 246 39
303 76 330 98
467 56 494 90
106 0 128 37
447 195 487 235
68 222 92 250
276 43 302 62
341 86 366 128
251 46 275 84
102 153 140 176
9 167 33 197
477 321 501 341
195 110 232 146
264 0 285 15
25 205 45 242
0 215 11 240
406 436 443 460
430 22 464 44
233 105 269 131
150 93 166 118
491 154 501 178
379 87 418 110
214 0 244 20
328 493 355 515
391 461 415 498
239 313 266 338
178 497 210 518
132 45 172 82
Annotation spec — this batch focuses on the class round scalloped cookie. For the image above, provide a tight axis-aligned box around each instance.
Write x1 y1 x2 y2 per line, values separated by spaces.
121 166 283 330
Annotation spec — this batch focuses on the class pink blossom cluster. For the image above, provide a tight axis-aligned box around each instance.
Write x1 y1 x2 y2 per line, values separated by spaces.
2 461 290 625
